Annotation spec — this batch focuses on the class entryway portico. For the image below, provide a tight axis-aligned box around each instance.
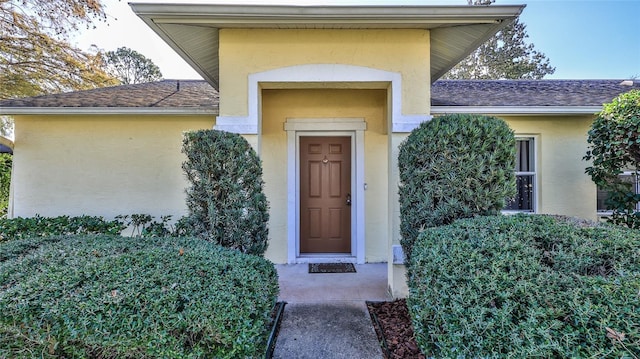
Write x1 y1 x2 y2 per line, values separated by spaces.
215 64 429 265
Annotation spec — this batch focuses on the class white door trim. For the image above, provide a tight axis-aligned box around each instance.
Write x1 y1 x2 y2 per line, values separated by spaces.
285 118 366 264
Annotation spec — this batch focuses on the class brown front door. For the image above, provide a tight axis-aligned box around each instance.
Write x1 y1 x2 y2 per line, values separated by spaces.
300 136 352 253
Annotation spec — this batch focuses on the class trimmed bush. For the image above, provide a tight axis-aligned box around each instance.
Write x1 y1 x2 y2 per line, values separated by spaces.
182 130 269 256
0 214 125 242
0 235 279 358
0 153 10 218
398 114 515 261
407 215 640 358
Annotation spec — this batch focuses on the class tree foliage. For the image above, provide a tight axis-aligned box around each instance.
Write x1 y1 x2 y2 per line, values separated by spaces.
182 130 270 256
0 0 118 100
0 117 11 138
104 47 163 85
585 89 640 229
398 114 516 262
443 2 555 80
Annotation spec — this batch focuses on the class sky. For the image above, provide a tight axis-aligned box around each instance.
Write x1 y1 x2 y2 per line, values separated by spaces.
74 0 640 80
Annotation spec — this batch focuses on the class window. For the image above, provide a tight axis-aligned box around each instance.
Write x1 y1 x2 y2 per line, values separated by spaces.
506 137 535 212
597 172 640 213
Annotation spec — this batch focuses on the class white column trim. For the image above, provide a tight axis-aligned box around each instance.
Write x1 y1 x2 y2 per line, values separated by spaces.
285 118 366 264
217 64 430 135
354 127 366 262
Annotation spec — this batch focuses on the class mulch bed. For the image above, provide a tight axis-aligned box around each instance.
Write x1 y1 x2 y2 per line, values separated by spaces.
367 299 426 359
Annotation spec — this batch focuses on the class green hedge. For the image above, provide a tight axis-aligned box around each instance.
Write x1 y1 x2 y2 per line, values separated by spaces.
0 215 125 242
398 114 515 262
0 235 279 358
407 215 640 358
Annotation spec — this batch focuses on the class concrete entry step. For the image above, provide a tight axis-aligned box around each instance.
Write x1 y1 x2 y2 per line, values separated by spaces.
276 263 391 303
272 302 383 359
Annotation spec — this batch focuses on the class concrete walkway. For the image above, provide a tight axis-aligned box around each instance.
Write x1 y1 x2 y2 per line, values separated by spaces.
272 263 391 359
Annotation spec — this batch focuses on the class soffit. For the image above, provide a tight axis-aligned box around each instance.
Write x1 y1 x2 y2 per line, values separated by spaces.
131 4 525 87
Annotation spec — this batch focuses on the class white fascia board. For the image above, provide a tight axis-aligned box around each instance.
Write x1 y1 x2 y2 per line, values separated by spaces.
0 107 219 116
130 3 525 26
431 106 601 116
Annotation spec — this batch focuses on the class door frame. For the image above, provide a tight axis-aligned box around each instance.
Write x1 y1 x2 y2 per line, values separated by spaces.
284 118 366 263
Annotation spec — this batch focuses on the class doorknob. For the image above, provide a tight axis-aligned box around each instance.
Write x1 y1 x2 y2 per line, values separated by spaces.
346 193 351 206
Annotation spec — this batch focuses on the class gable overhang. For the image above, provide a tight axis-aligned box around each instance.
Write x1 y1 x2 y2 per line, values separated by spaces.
130 3 525 88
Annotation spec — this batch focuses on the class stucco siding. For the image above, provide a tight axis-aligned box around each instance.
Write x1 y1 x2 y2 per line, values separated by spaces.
11 115 214 219
261 89 388 264
218 29 430 118
503 115 596 221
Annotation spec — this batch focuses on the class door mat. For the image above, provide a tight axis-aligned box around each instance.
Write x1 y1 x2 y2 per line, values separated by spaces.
308 263 356 273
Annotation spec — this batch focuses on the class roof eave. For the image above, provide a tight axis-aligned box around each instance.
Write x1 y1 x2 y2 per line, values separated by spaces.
130 3 525 88
431 106 601 116
0 107 219 116
130 4 525 22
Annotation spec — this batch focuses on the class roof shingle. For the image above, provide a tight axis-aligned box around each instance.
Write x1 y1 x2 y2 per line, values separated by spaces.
0 80 218 109
431 80 640 107
0 79 637 110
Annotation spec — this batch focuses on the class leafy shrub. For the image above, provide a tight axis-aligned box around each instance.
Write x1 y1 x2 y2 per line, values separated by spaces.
0 214 125 242
398 114 515 261
0 153 10 218
585 89 640 229
407 215 640 358
116 214 178 237
0 214 196 243
182 130 269 256
0 235 279 358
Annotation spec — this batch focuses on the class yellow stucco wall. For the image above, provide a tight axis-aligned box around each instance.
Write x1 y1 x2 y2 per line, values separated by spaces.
218 29 430 117
503 115 597 221
11 115 214 219
261 89 388 264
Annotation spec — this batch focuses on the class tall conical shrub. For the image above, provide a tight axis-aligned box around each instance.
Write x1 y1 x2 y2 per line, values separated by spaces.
398 114 516 262
182 129 269 256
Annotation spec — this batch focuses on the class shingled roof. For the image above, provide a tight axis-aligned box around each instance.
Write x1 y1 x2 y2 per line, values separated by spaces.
431 80 640 107
0 80 218 113
0 79 637 115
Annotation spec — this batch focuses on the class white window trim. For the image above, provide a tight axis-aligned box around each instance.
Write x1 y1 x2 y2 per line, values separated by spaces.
284 118 366 264
503 135 539 214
